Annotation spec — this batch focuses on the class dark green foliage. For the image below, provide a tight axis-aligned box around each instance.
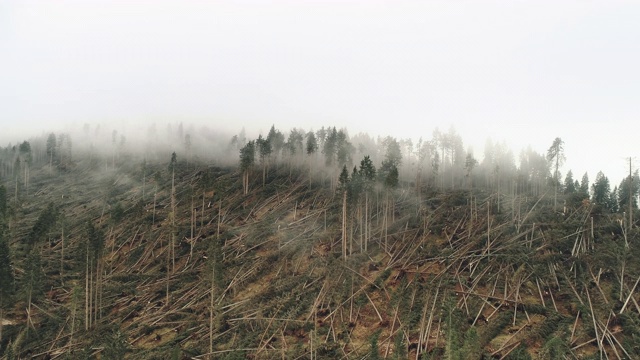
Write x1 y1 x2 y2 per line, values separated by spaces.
256 135 271 161
580 172 589 196
619 312 640 356
505 344 532 360
384 164 399 190
23 249 45 304
0 232 14 308
617 170 639 211
479 311 512 348
267 125 285 155
26 202 58 247
393 331 407 359
239 140 255 171
0 184 7 218
460 327 482 360
171 346 183 360
592 171 614 211
369 330 381 360
539 334 570 360
531 313 566 343
306 131 318 155
338 165 349 192
168 151 177 173
359 156 376 185
285 128 304 156
111 202 125 223
4 345 15 360
564 170 576 194
102 328 129 359
86 221 105 263
18 141 31 161
443 299 465 360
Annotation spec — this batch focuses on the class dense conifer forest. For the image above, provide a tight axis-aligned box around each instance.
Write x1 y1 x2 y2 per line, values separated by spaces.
0 123 639 359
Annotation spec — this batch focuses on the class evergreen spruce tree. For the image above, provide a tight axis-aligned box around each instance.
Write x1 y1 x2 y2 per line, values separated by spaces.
592 171 612 210
563 170 576 194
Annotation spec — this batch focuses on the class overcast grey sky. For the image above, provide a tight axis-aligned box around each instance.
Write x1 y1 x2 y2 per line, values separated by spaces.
1 1 639 184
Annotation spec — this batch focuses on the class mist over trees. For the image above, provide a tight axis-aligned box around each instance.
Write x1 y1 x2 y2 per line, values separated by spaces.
2 121 640 358
1 122 637 217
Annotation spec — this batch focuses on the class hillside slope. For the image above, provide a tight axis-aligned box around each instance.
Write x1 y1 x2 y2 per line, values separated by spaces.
1 152 639 360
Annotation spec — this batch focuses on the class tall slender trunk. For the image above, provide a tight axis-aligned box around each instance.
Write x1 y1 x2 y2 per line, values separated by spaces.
209 265 215 359
27 289 32 328
60 227 65 284
384 192 389 251
342 190 347 260
262 163 266 187
85 245 89 330
364 193 369 253
217 199 222 238
171 169 176 271
90 262 94 327
554 157 559 210
152 188 157 226
142 169 146 200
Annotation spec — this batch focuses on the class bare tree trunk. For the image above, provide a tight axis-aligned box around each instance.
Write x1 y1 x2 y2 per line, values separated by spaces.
152 188 157 226
342 190 347 260
209 265 215 359
364 193 369 253
384 191 390 251
190 194 195 261
142 168 146 200
85 246 89 330
171 169 176 272
27 289 32 329
262 163 266 187
217 199 222 238
60 227 65 284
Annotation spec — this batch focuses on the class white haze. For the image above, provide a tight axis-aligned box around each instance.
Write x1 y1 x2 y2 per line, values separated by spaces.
1 1 639 185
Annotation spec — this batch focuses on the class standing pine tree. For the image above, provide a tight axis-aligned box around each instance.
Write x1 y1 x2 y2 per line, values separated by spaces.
592 171 613 211
306 131 318 185
256 135 271 187
580 172 590 198
338 165 350 260
546 137 565 210
563 170 576 194
239 141 256 195
618 170 639 213
359 156 376 252
46 133 57 173
383 164 399 251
